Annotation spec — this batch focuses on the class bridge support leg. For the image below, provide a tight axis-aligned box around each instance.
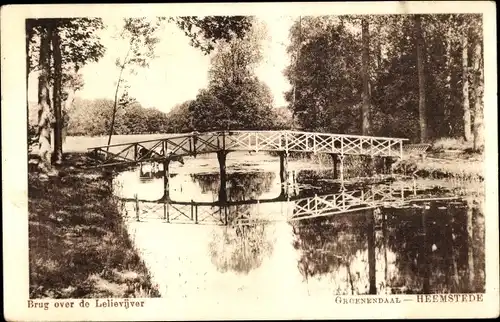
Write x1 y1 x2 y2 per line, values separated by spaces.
369 156 376 177
217 151 228 202
279 151 289 198
162 160 171 223
134 194 140 222
163 160 170 201
330 153 339 179
339 155 345 187
384 156 398 175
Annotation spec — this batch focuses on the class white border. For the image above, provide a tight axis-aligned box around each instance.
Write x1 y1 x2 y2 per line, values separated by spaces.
2 2 498 320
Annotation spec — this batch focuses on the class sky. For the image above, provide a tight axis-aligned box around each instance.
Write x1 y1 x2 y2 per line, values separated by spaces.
28 16 295 113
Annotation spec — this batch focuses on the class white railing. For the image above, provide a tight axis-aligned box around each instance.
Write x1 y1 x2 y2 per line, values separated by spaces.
88 130 407 168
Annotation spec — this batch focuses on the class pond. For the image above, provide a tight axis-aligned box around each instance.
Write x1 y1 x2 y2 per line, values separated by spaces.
112 152 485 303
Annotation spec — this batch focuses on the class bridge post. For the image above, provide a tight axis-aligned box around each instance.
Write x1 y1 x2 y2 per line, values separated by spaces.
163 160 171 201
217 151 228 202
369 156 376 177
330 153 339 179
339 155 345 186
279 151 289 197
134 194 139 222
383 156 398 175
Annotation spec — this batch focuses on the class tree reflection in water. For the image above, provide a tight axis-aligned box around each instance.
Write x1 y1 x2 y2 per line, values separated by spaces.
193 172 276 274
191 171 275 201
208 208 274 275
292 199 485 295
384 200 485 294
291 209 376 295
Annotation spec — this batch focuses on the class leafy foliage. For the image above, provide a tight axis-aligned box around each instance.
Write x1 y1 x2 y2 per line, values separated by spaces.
285 17 362 133
285 14 484 143
188 20 282 132
27 18 106 81
66 98 170 136
175 16 253 54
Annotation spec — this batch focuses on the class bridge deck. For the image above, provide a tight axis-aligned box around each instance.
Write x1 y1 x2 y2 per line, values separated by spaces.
88 130 408 168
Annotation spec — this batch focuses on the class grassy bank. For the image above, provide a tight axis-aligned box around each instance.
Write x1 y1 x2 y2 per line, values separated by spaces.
392 137 484 181
29 153 160 299
392 153 484 181
292 137 485 182
63 134 174 153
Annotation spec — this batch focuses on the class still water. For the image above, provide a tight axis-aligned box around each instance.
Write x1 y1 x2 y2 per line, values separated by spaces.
112 153 485 302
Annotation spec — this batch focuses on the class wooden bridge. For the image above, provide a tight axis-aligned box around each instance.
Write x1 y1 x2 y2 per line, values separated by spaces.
89 130 409 186
88 130 407 167
121 180 457 226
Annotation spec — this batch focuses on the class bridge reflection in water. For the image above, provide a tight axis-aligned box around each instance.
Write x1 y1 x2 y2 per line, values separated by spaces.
116 168 484 295
122 170 456 226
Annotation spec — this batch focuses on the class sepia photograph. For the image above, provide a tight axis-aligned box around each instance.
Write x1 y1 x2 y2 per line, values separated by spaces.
2 2 498 320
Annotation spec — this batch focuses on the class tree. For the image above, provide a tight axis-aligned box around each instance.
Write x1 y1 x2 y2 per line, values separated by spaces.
284 13 484 145
414 15 428 143
107 17 165 149
36 22 55 174
189 19 276 131
106 16 254 147
51 23 63 163
284 16 362 133
207 18 265 87
27 18 106 168
164 101 193 133
361 17 371 136
461 22 472 142
175 16 253 54
58 18 106 140
472 32 484 151
189 90 231 131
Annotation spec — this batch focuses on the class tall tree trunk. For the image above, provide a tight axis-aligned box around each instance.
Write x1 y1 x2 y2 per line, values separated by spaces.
375 35 382 72
107 47 131 151
472 39 484 151
443 25 453 137
52 23 63 164
107 73 123 150
26 21 36 148
26 21 34 113
63 66 79 144
466 199 475 291
37 23 54 173
414 15 428 143
382 211 388 293
462 27 472 141
367 210 376 294
448 208 460 291
361 17 371 136
421 207 430 293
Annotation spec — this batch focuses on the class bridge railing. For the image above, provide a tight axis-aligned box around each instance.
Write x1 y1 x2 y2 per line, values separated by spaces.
225 131 407 157
88 130 408 167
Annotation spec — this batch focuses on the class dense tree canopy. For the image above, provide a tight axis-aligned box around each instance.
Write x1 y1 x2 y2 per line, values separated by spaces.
65 98 170 136
285 14 484 146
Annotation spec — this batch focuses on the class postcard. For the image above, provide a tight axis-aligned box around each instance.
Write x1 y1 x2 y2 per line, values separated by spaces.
2 2 498 320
